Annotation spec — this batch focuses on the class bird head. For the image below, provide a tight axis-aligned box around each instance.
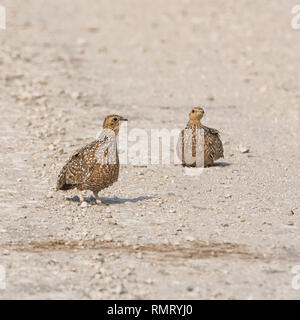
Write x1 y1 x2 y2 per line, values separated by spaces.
189 107 205 121
103 115 128 134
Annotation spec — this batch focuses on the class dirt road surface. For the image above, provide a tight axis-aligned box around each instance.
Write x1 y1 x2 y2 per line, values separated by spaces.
0 0 300 299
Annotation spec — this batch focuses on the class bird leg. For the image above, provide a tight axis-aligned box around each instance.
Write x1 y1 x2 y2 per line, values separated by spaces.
93 192 107 206
78 190 84 203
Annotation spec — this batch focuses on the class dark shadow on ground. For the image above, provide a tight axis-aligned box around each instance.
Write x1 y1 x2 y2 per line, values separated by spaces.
98 196 153 205
67 195 153 205
212 161 231 167
176 161 231 168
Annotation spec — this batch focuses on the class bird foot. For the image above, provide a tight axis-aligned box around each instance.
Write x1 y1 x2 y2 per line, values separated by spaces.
93 192 108 206
95 199 108 206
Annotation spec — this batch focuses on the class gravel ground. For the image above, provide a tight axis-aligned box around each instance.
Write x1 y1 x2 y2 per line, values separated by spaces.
0 0 300 299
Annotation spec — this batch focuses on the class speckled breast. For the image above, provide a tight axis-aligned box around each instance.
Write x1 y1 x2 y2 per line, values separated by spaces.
86 154 120 193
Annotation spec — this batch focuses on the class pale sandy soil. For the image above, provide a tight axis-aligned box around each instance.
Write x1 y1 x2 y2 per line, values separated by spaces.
0 0 300 299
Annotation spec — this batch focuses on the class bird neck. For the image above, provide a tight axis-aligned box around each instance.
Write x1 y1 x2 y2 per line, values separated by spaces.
188 119 202 128
96 128 117 141
102 128 118 136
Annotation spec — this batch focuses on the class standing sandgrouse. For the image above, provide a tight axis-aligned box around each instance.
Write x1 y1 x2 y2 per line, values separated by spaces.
56 115 128 205
177 107 224 167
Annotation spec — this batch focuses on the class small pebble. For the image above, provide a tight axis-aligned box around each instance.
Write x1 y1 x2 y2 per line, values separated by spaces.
76 38 87 47
185 235 195 242
115 284 126 295
80 202 88 208
104 234 113 242
71 91 80 100
288 210 295 216
238 145 250 153
108 219 117 225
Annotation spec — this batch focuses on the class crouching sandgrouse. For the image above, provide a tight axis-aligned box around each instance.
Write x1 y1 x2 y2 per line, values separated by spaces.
177 107 224 167
56 115 128 205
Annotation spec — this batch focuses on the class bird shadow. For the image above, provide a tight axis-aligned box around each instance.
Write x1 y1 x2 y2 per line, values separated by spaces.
179 161 231 168
99 196 153 205
67 195 153 205
212 161 231 167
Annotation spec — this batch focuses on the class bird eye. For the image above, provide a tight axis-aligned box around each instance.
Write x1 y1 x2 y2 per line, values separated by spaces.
113 117 118 122
192 110 195 113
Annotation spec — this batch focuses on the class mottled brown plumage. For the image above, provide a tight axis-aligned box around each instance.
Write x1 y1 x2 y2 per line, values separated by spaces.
177 107 224 167
57 115 128 204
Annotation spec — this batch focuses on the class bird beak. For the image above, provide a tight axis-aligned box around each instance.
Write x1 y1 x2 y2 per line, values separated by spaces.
121 117 128 121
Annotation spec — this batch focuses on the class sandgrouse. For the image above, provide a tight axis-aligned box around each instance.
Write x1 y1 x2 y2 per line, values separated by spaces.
177 107 224 167
56 115 128 205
